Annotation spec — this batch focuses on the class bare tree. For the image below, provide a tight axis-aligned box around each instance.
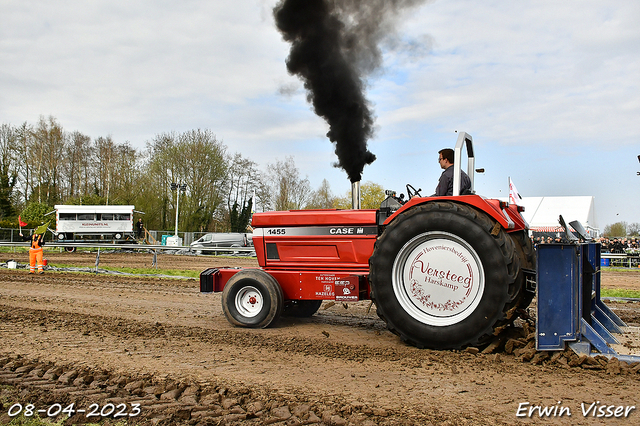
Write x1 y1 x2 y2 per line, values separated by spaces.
224 152 262 221
32 115 65 204
266 156 311 211
626 223 640 237
110 142 139 205
176 129 228 231
306 178 337 209
94 136 116 203
144 130 228 231
0 123 18 217
253 180 273 213
63 131 93 200
144 132 177 230
13 122 34 205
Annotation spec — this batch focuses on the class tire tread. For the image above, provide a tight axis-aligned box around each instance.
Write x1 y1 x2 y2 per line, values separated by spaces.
369 201 520 349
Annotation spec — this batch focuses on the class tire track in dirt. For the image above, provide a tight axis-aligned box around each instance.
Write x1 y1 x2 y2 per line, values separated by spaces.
1 270 492 424
3 300 640 426
0 354 434 426
2 258 640 425
0 305 431 364
0 304 487 426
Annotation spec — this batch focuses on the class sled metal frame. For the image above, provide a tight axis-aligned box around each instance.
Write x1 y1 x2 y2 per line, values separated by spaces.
536 242 640 363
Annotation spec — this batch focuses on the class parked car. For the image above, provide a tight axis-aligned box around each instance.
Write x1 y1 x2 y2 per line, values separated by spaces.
190 232 253 255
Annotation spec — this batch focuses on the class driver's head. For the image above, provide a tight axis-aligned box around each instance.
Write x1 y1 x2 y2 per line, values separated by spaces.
438 148 454 168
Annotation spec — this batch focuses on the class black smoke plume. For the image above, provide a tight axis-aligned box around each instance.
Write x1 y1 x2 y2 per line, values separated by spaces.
274 0 427 183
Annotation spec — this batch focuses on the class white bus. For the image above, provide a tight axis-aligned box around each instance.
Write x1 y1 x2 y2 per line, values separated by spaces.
54 205 136 243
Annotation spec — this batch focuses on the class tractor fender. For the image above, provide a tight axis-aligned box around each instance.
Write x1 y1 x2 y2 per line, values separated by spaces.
384 195 527 232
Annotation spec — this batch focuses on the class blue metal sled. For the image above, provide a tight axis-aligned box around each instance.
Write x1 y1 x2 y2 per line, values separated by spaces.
536 242 640 363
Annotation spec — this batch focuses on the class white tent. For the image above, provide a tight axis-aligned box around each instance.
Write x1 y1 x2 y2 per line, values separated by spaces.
518 196 599 237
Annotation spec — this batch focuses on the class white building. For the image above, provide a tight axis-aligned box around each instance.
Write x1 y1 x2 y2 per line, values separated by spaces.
518 196 599 237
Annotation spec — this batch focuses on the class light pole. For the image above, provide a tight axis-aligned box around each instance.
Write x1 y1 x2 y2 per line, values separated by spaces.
171 183 187 237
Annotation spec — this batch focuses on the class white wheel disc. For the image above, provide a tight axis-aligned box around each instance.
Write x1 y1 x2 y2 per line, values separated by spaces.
235 286 263 318
392 231 485 326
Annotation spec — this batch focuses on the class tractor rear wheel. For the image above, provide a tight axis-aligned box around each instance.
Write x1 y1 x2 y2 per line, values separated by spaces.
508 230 536 311
222 269 284 328
369 201 519 349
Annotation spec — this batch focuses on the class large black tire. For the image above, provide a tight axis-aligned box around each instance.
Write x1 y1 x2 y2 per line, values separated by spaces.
508 230 536 311
282 300 323 318
222 269 284 328
369 201 519 349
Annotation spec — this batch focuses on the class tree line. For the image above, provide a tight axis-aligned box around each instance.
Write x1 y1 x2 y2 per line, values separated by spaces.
603 222 640 238
1 116 636 237
0 116 385 232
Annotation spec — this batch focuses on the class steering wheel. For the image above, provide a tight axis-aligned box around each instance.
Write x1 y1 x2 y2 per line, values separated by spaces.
406 184 422 199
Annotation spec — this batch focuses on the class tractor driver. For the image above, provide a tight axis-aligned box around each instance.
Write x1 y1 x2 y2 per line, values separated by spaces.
433 148 471 196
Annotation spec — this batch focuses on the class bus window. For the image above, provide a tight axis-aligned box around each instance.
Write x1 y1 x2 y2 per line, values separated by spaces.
77 213 94 221
115 214 130 220
101 213 115 220
59 213 76 220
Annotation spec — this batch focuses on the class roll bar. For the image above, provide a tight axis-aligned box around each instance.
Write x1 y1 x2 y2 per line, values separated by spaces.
452 132 475 196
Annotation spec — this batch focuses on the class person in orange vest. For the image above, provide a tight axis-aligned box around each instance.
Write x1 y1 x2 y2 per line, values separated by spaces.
20 230 46 274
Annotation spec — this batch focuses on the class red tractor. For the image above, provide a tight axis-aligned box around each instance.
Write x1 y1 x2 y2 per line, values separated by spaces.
200 132 535 349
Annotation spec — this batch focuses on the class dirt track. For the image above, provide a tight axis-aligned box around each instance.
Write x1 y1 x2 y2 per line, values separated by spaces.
1 251 640 425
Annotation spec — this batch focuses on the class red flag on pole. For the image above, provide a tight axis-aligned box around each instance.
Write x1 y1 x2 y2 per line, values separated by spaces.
18 215 27 227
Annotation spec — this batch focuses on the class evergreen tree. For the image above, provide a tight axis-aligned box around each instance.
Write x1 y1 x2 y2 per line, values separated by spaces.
230 198 253 233
0 165 16 219
229 202 240 232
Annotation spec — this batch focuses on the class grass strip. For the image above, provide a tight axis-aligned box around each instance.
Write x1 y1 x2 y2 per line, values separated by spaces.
601 288 640 299
48 263 200 278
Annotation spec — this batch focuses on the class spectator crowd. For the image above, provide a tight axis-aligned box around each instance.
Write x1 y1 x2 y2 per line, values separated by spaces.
533 236 565 245
531 235 640 254
599 237 640 254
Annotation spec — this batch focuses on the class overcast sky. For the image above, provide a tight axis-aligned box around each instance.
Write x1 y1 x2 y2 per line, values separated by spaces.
1 0 639 229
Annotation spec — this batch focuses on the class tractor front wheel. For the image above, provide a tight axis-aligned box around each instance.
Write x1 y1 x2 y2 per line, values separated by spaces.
222 269 284 328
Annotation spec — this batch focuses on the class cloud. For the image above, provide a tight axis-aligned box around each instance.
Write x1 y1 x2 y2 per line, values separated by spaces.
373 1 640 146
0 1 290 140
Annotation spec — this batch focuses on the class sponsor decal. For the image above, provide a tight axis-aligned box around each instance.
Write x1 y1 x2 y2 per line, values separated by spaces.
315 281 335 298
330 227 365 234
264 226 377 237
313 275 359 300
335 278 358 302
405 241 478 315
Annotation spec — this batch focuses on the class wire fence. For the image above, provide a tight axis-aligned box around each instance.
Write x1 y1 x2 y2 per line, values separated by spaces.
0 228 212 245
0 228 255 257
